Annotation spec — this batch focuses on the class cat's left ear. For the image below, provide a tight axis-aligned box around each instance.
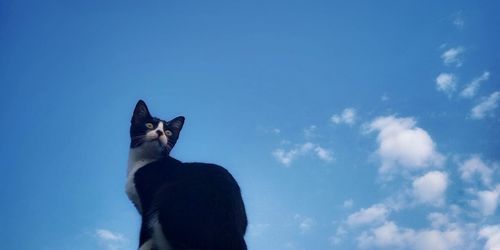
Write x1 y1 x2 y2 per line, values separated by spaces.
132 100 152 124
169 116 185 134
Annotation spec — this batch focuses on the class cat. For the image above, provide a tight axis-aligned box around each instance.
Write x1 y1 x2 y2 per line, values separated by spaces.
126 100 248 250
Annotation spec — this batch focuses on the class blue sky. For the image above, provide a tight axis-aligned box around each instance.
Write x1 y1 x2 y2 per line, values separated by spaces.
1 1 499 249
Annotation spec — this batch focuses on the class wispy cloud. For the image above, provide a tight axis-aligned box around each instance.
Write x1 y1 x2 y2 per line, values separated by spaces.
460 71 490 98
96 229 125 242
366 116 445 174
330 226 347 245
303 125 318 139
450 11 465 29
427 212 450 229
272 142 333 166
436 73 457 96
331 108 357 125
95 229 127 250
314 145 334 162
459 155 496 186
294 214 315 233
412 171 448 206
471 91 500 119
471 185 500 217
333 203 391 245
441 47 465 67
343 199 354 209
346 204 389 227
272 142 314 166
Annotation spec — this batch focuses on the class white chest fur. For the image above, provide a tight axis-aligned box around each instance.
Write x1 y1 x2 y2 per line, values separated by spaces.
125 141 164 213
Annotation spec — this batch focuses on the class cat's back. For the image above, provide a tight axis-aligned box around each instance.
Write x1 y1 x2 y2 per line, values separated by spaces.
180 162 238 184
163 161 244 206
135 158 242 197
154 161 248 250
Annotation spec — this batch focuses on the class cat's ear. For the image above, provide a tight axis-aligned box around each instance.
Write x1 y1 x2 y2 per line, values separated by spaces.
169 116 185 134
132 100 152 123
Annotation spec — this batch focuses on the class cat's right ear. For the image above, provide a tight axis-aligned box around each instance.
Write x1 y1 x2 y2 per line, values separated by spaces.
132 100 151 123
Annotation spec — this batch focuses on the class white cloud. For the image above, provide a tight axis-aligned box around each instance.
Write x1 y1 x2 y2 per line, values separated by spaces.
471 91 500 119
460 71 490 98
272 142 333 166
358 221 464 250
272 142 314 166
414 227 463 250
459 155 495 186
357 221 415 249
96 229 124 242
331 108 357 125
314 145 334 162
303 125 318 138
367 116 445 173
95 229 126 250
293 214 315 233
479 225 500 250
436 73 457 95
427 213 449 229
330 226 347 245
471 185 500 216
347 204 388 227
441 47 465 67
412 171 448 206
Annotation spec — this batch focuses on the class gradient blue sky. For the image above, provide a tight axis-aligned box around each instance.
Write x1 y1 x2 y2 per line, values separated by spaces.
1 1 500 249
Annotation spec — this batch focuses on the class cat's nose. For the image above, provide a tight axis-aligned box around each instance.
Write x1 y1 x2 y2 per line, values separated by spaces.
156 130 163 136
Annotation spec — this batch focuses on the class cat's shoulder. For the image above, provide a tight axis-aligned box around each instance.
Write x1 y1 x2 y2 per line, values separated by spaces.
183 162 229 173
181 162 237 180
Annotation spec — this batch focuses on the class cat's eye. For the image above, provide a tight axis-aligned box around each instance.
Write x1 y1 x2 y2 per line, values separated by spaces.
145 123 154 129
165 130 173 136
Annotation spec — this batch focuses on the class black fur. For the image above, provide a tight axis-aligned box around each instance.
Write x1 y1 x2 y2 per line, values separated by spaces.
135 157 247 250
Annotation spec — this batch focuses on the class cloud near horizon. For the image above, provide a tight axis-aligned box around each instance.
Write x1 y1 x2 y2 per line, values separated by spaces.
357 220 465 250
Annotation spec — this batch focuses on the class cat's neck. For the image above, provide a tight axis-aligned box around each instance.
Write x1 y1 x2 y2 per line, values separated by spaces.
128 142 163 173
126 143 181 213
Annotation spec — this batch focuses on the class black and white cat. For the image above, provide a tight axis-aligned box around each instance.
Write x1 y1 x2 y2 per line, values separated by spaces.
126 100 248 250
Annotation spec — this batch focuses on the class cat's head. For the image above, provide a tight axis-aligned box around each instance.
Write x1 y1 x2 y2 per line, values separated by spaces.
130 100 185 156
